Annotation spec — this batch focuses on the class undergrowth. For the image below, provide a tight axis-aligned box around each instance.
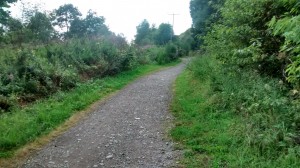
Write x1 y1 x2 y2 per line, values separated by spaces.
171 55 300 167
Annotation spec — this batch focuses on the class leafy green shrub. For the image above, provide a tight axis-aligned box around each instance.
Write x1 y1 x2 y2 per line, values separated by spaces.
184 0 300 166
0 36 151 112
135 48 152 65
119 47 138 71
268 3 300 88
150 43 178 65
165 42 178 61
155 48 169 65
190 55 300 166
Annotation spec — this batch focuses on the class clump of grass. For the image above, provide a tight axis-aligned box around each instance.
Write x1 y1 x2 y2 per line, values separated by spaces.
171 55 300 167
0 62 179 158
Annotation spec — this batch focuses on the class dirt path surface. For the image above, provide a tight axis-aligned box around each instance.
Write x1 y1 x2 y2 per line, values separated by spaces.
22 62 186 168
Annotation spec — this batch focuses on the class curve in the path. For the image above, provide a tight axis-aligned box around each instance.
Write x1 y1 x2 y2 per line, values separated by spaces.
23 62 186 168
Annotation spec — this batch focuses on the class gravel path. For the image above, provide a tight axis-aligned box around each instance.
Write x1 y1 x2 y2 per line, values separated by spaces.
22 62 186 168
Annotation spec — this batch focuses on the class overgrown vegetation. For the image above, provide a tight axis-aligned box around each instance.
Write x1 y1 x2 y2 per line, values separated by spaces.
172 56 300 167
0 0 187 159
0 2 187 112
171 0 300 167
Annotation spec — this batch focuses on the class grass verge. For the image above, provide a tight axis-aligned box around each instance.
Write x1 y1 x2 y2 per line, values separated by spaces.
0 61 179 164
171 56 300 167
171 69 240 167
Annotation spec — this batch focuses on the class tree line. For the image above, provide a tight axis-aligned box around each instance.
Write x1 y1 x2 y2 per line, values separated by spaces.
0 3 112 45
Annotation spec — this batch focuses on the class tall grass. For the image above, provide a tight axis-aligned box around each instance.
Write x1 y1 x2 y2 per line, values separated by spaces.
171 55 300 167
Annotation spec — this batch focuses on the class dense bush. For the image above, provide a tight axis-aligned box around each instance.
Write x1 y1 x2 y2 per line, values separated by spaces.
0 37 143 111
198 0 300 85
268 0 300 88
154 43 179 64
185 0 300 166
0 35 183 112
188 55 300 166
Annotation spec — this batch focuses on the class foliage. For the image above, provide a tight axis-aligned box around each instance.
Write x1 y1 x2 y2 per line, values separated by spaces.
134 19 151 45
84 10 110 36
172 55 300 167
189 0 223 48
134 20 176 47
139 43 178 65
177 29 195 56
27 12 54 43
154 23 174 45
191 0 297 85
199 0 300 81
0 0 17 24
69 10 110 38
268 0 300 88
54 4 81 34
0 37 134 111
181 0 300 166
4 17 25 45
0 33 182 112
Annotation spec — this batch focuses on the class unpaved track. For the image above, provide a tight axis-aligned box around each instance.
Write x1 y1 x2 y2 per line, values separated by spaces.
22 62 186 168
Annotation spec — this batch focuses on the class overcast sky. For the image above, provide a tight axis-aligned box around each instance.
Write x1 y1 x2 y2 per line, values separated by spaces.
10 0 192 42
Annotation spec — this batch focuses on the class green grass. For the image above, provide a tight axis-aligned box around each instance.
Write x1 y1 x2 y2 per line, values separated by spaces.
0 62 179 158
171 56 300 167
171 70 240 167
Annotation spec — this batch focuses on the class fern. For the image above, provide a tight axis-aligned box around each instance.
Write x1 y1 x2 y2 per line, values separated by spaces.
268 0 300 88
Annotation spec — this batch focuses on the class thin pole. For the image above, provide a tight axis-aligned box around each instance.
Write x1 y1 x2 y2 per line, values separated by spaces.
168 13 179 41
169 13 179 28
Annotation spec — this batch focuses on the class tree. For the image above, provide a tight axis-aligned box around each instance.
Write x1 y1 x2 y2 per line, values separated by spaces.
6 17 26 45
154 23 173 45
177 29 195 55
69 10 110 38
189 0 223 48
134 19 150 45
54 4 81 33
27 12 54 43
0 0 17 24
69 17 85 37
84 10 109 36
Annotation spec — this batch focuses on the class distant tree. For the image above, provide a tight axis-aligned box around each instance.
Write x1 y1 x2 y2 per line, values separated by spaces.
154 23 173 45
84 10 109 36
134 19 151 45
6 17 23 31
54 4 81 33
27 12 54 43
0 0 17 24
69 17 86 37
177 29 195 55
69 10 110 38
5 17 26 45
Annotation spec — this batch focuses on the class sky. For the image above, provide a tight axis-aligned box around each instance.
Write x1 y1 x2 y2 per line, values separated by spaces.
9 0 192 42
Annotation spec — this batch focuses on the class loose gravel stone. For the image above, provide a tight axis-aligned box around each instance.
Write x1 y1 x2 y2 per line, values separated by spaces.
106 154 113 159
